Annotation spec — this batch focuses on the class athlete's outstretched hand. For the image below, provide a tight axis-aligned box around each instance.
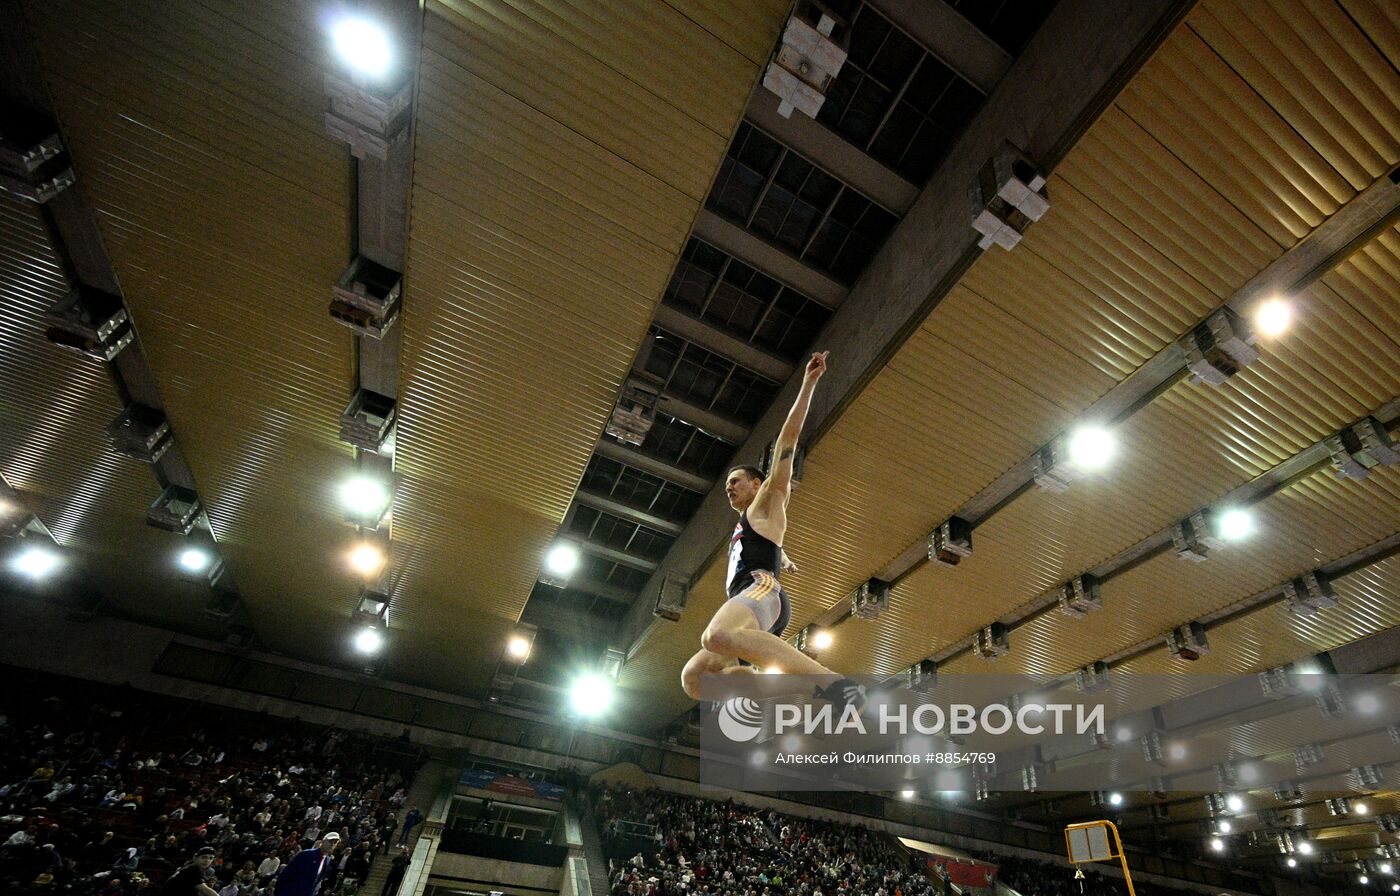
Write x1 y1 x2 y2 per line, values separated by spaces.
804 351 829 383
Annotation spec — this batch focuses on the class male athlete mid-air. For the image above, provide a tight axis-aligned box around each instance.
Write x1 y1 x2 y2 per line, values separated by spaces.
681 351 861 707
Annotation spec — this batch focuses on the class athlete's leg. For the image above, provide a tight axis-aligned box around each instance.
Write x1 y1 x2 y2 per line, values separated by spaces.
700 600 834 677
681 648 735 700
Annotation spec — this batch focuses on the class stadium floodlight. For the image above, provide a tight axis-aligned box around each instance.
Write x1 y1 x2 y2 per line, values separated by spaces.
353 626 384 654
569 672 614 718
1253 298 1292 337
1216 508 1255 541
11 543 59 579
507 626 535 662
178 548 212 573
1067 425 1116 470
545 543 579 577
348 542 387 577
330 16 393 79
339 476 392 529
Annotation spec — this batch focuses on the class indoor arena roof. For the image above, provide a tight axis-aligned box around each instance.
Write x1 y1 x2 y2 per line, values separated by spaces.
2 0 1399 877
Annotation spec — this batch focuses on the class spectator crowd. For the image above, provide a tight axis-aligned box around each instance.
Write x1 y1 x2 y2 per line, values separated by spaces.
0 669 421 896
592 785 938 896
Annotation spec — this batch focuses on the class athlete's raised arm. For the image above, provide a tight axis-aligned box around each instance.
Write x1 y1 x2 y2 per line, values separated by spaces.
761 351 827 501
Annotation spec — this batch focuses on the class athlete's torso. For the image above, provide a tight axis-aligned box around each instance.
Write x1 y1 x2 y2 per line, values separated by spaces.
726 510 782 597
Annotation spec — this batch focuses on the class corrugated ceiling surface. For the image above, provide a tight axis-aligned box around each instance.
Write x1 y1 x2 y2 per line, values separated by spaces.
23 0 374 667
17 0 786 694
368 0 788 692
621 0 1400 721
0 193 220 633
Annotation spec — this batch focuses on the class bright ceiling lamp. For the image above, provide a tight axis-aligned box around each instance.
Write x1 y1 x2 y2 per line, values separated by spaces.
348 542 387 577
353 627 384 654
1296 841 1314 855
1068 425 1116 470
1216 508 1256 541
11 544 59 580
568 672 615 718
330 16 393 79
811 629 834 650
507 635 532 660
178 548 211 573
1286 858 1297 869
1217 821 1232 834
339 475 391 527
545 543 580 577
1253 297 1292 337
1209 838 1224 852
1225 793 1244 812
900 788 915 799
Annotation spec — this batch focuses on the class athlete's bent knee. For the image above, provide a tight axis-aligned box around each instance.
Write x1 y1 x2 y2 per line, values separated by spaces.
681 669 701 700
700 625 738 657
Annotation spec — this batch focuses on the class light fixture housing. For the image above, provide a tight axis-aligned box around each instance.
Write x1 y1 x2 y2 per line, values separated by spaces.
0 101 76 203
330 256 403 338
107 403 172 463
973 622 1010 659
147 485 202 535
928 515 973 567
355 586 390 626
339 389 397 453
850 576 891 619
44 286 133 360
1166 621 1210 661
1182 306 1259 387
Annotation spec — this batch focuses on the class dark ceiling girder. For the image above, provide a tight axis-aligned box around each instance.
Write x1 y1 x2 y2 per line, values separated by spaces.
864 0 1013 95
572 489 685 537
743 90 918 216
591 440 713 494
691 209 849 308
651 303 794 383
619 0 1199 659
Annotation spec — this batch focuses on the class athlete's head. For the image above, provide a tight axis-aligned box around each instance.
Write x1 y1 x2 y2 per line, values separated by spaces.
726 465 764 511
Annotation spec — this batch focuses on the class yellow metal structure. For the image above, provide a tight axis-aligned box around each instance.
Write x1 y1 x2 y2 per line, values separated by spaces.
1065 820 1136 896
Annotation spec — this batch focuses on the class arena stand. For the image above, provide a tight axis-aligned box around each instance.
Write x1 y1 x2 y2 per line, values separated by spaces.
0 667 421 895
591 782 939 896
588 783 1241 896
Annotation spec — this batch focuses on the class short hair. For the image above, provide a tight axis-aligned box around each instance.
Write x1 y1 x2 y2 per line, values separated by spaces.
728 465 764 482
